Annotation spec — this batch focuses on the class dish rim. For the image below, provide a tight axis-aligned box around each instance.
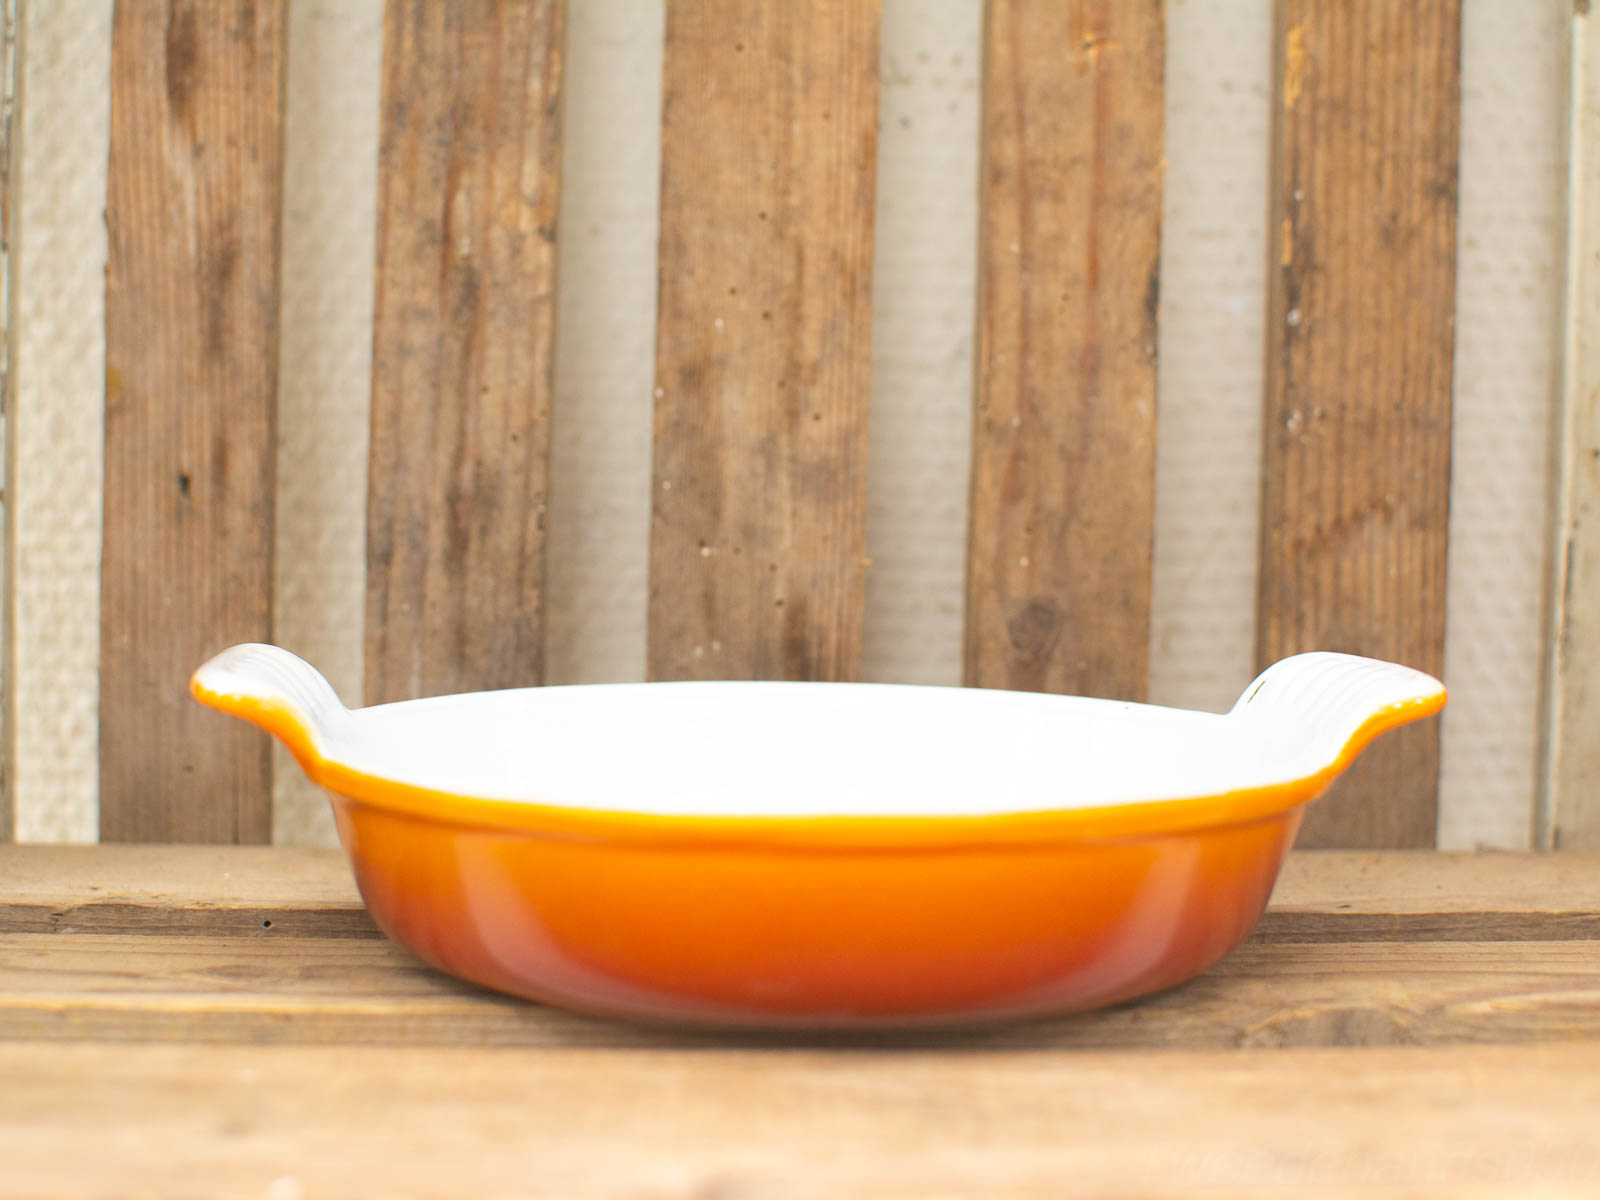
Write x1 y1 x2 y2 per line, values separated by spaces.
191 672 1443 849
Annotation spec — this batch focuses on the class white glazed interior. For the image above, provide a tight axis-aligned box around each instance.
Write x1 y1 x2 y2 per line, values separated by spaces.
194 646 1444 818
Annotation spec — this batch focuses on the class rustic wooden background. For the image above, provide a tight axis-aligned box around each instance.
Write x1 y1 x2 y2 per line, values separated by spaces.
0 0 1586 851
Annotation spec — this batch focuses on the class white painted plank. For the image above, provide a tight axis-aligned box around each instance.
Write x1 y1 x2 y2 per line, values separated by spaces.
543 0 664 688
1440 0 1569 850
271 0 382 845
1545 2 1600 850
11 0 112 842
860 0 981 687
0 0 17 841
1147 0 1272 716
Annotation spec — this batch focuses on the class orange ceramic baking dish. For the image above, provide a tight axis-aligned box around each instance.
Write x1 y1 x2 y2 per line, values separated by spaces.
193 645 1444 1029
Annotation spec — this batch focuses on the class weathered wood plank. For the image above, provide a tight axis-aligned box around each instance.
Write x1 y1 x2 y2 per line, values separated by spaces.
365 0 564 705
964 0 1163 699
1260 850 1600 942
1258 0 1461 848
647 1 880 682
1545 5 1600 850
3 933 1596 1049
0 846 372 939
0 900 375 941
3 847 1596 943
4 1041 1600 1200
100 0 287 843
1273 850 1600 914
0 846 359 910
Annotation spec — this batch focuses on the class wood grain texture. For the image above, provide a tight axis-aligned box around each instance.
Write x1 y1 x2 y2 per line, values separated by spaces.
965 0 1163 699
0 845 359 909
1260 850 1600 941
1259 0 1461 848
366 0 564 705
4 933 1598 1050
100 0 286 843
0 846 372 939
1272 850 1600 914
648 1 880 682
1545 5 1600 850
3 1042 1599 1200
5 846 1596 942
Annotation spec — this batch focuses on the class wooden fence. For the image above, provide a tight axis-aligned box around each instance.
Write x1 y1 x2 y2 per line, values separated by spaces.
1 0 1589 850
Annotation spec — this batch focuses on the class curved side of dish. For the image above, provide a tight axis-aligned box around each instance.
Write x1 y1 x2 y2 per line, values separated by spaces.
318 671 1430 1025
329 790 1306 1027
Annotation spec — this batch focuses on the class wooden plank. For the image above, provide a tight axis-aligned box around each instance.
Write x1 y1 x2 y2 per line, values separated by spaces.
100 0 286 843
4 932 1598 1049
1261 850 1600 942
3 846 1597 942
1271 850 1600 914
647 1 880 682
3 1042 1599 1200
0 846 359 910
1545 6 1600 850
964 1 1163 699
365 0 564 705
1258 0 1461 848
0 846 373 939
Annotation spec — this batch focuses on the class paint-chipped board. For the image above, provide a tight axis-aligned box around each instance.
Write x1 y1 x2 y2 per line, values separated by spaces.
965 0 1164 700
648 1 881 682
1258 0 1461 848
1545 5 1600 850
365 0 565 705
99 0 287 843
0 0 16 842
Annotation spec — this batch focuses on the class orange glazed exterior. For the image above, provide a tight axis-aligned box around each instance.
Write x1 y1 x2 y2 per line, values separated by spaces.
331 796 1303 1026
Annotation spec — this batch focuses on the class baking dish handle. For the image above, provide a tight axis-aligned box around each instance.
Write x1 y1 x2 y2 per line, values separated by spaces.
1228 652 1446 770
191 643 354 772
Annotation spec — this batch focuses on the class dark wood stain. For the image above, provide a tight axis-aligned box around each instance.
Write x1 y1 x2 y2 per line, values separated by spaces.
1006 600 1062 662
163 3 199 126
